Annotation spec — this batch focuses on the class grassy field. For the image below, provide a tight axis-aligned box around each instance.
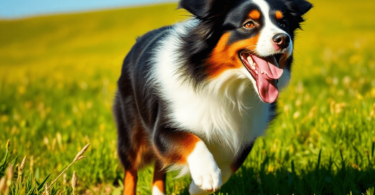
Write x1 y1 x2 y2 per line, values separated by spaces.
1 0 375 194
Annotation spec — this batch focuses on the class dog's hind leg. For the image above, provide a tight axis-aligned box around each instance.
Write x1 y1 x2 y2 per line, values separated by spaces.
114 93 153 195
123 169 138 195
152 160 166 195
116 114 152 195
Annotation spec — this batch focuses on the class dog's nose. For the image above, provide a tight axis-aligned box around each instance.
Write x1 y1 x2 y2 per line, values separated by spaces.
272 33 290 49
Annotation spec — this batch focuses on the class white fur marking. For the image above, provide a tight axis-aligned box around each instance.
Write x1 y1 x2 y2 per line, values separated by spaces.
253 0 293 57
187 141 222 192
152 185 165 195
189 182 211 195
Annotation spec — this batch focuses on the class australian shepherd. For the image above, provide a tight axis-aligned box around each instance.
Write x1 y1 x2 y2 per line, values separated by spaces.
113 0 312 194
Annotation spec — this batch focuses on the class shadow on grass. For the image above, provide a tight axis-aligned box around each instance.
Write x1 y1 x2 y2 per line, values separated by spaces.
223 152 375 195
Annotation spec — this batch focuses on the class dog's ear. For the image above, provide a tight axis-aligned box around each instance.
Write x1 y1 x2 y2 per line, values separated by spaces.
178 0 228 19
285 0 312 28
286 0 312 17
294 0 313 16
178 0 211 18
179 0 210 18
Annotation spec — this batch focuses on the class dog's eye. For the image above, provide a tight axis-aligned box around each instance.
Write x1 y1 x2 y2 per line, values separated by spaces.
243 21 255 29
278 21 287 28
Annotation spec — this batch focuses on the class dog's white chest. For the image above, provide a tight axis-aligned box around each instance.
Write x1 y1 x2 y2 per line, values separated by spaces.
166 78 271 163
204 94 271 165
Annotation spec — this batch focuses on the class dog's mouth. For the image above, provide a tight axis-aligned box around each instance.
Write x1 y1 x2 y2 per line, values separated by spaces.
240 52 284 103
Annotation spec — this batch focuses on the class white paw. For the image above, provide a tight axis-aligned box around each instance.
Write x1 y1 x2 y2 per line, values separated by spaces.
189 181 210 195
187 141 222 192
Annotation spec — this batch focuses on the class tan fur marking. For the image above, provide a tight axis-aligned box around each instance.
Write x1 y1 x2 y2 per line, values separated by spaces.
152 161 166 194
124 169 137 195
249 10 261 20
153 133 200 166
175 134 200 163
207 32 260 78
131 117 153 170
275 10 284 20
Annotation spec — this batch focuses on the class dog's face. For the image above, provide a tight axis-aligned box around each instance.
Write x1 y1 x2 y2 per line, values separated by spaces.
180 0 312 103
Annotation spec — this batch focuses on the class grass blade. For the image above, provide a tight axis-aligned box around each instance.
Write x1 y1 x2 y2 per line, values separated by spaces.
372 142 374 161
38 174 51 192
315 149 322 177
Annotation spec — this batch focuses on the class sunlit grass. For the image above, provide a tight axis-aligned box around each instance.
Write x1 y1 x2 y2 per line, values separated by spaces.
0 0 375 194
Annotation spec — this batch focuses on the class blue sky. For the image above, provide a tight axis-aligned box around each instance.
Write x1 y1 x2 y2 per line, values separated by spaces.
0 0 175 18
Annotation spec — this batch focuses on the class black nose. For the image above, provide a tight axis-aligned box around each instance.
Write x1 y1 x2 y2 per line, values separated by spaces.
272 33 290 49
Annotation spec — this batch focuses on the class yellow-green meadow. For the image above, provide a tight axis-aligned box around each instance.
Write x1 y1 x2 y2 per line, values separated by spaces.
1 0 375 194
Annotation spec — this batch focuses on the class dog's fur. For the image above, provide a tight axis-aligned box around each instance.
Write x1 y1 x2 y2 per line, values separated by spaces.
113 0 312 194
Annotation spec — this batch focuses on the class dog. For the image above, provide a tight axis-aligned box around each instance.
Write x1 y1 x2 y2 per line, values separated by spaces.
113 0 312 194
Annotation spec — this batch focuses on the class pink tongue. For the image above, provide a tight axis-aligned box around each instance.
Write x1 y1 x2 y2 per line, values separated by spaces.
252 55 284 103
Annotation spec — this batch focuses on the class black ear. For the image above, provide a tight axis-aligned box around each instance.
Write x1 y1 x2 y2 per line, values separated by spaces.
285 0 312 28
178 0 211 19
179 0 229 19
287 0 313 16
296 0 313 16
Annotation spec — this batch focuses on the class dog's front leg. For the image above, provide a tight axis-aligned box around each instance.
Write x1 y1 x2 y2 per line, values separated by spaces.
187 141 222 194
153 126 222 194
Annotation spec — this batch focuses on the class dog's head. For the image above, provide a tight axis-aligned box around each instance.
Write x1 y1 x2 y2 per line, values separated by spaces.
179 0 312 103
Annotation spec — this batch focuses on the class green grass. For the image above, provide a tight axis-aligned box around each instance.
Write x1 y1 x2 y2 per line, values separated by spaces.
1 0 375 194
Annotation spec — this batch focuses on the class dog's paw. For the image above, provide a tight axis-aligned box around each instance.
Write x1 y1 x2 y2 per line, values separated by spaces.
189 162 222 191
189 181 212 195
187 141 222 192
